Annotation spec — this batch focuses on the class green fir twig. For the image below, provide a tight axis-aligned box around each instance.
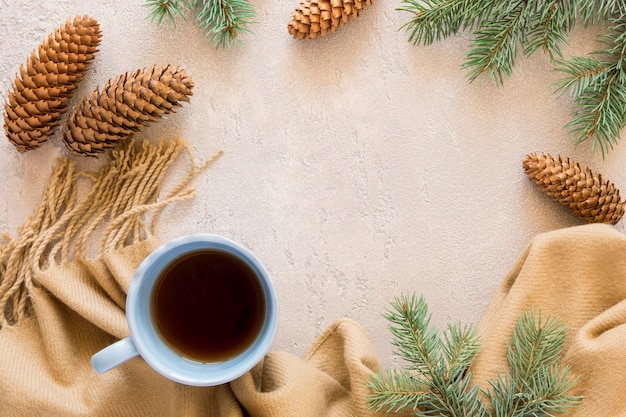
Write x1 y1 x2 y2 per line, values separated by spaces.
487 309 582 417
463 1 528 85
367 294 487 416
367 294 582 417
397 0 626 154
146 0 192 25
555 16 626 156
145 0 256 48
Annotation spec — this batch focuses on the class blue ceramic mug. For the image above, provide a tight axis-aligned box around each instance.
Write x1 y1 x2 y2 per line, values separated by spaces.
91 234 279 386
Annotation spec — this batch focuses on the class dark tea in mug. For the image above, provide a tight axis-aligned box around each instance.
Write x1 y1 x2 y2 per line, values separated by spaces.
151 249 266 362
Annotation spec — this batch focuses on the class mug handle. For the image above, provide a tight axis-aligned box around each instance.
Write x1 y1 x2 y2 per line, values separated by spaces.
91 337 140 374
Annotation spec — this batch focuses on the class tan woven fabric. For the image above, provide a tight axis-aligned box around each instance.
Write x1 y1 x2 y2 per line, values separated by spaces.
0 139 391 417
472 223 626 415
1 138 625 415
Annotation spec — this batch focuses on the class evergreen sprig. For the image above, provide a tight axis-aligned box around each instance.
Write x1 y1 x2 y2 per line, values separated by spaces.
145 0 256 48
486 310 580 417
555 16 626 156
367 294 582 417
398 0 626 154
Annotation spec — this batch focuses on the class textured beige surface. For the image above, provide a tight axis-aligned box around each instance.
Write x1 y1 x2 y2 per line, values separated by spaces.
1 1 625 368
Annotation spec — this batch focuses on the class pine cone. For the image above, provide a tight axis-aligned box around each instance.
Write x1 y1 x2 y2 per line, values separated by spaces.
523 152 625 225
62 65 194 157
3 16 101 152
288 0 372 39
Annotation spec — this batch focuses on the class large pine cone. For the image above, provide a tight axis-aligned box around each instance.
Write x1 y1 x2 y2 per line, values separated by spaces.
288 0 372 39
523 152 625 225
62 65 194 157
3 16 101 152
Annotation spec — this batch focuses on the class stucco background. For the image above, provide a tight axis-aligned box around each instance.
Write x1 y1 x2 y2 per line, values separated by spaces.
1 0 625 369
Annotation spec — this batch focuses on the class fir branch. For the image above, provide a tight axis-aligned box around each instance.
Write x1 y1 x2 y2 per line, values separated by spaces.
384 294 441 378
463 1 528 84
507 309 566 381
521 365 580 415
486 310 582 417
554 56 614 98
555 16 626 156
366 370 433 413
488 364 581 417
145 0 256 48
442 322 480 381
523 0 575 62
437 373 489 417
374 294 488 416
397 0 626 153
367 369 488 416
596 0 626 20
368 294 582 416
195 0 256 48
397 0 494 46
146 0 193 25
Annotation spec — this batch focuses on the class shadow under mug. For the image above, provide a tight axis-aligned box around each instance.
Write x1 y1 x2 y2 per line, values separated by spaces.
91 234 279 386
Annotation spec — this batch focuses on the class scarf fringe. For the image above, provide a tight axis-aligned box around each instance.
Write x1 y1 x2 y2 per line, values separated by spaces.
0 139 221 327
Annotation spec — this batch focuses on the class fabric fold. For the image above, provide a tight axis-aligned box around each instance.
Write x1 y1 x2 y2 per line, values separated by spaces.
471 223 626 415
232 318 390 417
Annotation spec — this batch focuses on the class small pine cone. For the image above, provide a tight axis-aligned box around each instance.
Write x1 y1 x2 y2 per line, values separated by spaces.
523 152 625 225
62 65 194 157
3 16 102 152
288 0 372 40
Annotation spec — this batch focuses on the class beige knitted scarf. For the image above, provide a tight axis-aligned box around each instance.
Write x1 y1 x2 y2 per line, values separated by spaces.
0 137 625 416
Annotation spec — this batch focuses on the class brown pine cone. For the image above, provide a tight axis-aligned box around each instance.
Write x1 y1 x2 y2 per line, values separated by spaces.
62 65 194 157
3 16 101 152
288 0 372 40
523 152 625 225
